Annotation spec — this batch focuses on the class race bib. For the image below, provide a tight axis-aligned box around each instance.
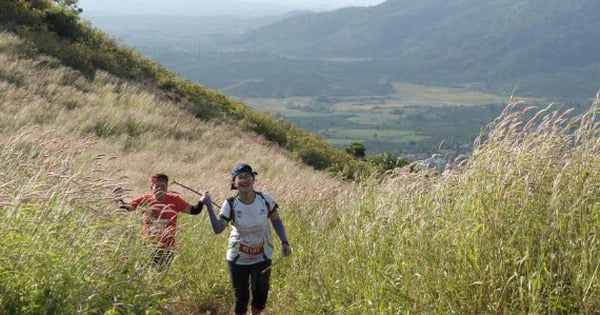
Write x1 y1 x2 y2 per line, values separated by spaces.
238 240 264 258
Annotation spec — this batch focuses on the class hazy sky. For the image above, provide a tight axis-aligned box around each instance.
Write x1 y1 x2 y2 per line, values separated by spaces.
248 0 384 7
78 0 386 17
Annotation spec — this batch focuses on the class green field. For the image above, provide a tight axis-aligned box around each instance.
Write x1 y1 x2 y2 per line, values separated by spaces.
239 83 542 157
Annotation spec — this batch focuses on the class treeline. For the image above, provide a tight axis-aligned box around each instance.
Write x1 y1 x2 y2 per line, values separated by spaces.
0 0 409 178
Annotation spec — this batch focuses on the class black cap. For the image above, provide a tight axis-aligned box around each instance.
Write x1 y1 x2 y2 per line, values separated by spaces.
231 163 257 178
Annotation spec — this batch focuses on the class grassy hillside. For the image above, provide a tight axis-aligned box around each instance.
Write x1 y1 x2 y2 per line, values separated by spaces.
0 0 374 178
2 28 599 314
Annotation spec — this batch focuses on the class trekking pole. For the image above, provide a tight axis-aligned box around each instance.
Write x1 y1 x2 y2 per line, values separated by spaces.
261 256 284 274
261 247 293 274
172 180 220 207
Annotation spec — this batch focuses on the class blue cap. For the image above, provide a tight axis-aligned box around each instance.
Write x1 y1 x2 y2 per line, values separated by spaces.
231 163 257 178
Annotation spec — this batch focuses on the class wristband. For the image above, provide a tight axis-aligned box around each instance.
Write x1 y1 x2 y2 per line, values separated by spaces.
190 202 203 215
118 199 129 210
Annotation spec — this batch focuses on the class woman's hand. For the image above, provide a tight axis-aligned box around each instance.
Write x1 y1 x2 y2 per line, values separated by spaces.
200 192 211 205
282 241 293 256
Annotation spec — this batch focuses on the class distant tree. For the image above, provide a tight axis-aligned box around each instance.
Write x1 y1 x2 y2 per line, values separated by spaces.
368 151 410 172
44 0 82 38
50 0 82 13
346 142 366 159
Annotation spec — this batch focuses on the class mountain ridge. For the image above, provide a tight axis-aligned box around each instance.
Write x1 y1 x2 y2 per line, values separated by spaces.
224 0 600 98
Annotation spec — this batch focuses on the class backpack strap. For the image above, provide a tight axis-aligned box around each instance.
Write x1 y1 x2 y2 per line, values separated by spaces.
227 192 271 225
227 196 236 224
255 191 270 213
252 192 271 262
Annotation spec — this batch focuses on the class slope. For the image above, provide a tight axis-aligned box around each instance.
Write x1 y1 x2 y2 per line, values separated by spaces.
0 0 373 177
0 30 340 206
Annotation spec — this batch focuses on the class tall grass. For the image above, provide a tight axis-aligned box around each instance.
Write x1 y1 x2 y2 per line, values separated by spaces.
274 100 598 314
4 102 591 314
0 130 149 314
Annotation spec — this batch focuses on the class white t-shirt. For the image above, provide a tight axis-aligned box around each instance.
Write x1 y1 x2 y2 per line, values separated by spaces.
220 192 278 265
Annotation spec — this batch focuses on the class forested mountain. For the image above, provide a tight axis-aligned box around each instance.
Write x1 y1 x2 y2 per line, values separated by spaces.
79 0 600 99
238 0 598 58
222 0 600 98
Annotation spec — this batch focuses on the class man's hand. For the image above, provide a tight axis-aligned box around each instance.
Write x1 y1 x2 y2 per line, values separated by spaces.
117 199 130 210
